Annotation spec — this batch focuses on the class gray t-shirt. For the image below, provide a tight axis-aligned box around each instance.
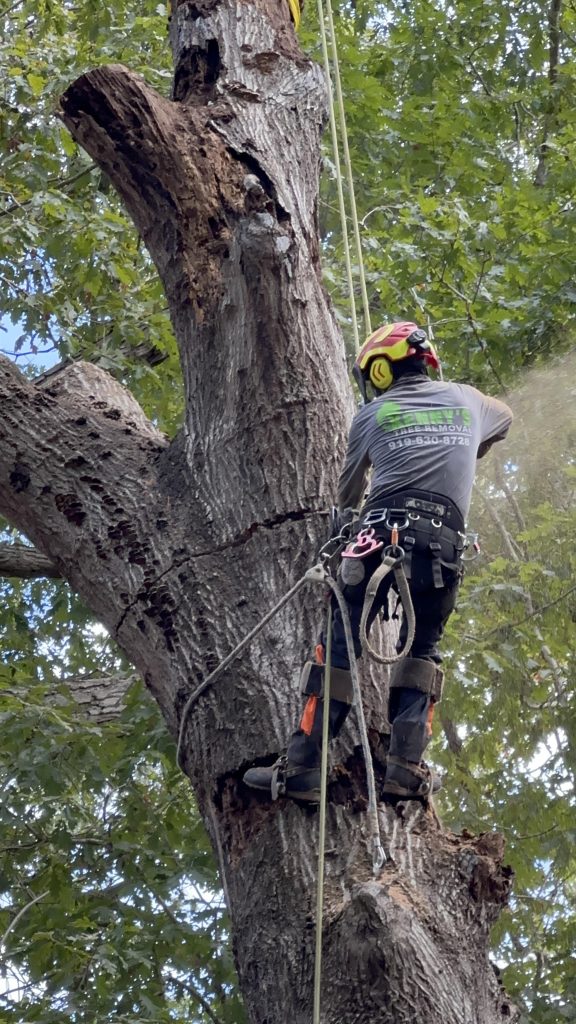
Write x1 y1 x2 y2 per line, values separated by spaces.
337 377 513 520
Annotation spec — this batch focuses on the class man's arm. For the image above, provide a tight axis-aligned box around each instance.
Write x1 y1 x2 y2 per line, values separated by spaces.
477 394 513 460
336 412 370 512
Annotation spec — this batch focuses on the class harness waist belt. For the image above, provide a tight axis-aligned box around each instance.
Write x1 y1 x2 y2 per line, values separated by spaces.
361 506 465 549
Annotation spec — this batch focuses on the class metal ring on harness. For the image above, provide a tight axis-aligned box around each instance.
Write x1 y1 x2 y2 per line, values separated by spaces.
385 515 409 532
383 543 405 562
461 532 481 562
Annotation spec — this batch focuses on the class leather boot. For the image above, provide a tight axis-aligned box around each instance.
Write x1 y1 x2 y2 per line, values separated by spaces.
243 756 321 803
382 755 442 802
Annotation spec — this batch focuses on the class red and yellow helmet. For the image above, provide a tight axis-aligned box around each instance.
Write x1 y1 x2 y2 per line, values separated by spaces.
352 321 440 402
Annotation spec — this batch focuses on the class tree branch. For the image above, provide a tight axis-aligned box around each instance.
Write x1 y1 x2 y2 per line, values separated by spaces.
61 674 140 721
0 891 49 959
465 583 576 640
0 542 60 579
534 0 563 186
166 973 226 1024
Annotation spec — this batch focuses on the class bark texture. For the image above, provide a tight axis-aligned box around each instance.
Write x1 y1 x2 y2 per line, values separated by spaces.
0 1 516 1021
58 674 139 722
0 542 59 579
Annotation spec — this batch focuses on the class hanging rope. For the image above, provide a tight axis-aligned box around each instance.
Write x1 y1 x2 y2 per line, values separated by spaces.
312 603 332 1024
316 0 360 353
322 572 387 873
320 0 372 338
176 572 310 769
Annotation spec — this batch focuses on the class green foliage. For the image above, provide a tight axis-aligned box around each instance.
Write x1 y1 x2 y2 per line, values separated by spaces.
436 357 576 1023
0 532 245 1023
0 0 182 432
302 0 576 386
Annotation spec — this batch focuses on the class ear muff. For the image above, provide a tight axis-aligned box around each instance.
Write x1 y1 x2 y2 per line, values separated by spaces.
369 356 393 392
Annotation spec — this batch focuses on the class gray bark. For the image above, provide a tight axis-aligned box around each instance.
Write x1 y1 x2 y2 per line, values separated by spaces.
0 542 59 579
0 0 516 1021
57 674 139 722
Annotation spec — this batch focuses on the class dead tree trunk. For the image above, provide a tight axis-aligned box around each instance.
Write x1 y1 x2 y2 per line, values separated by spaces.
0 1 516 1020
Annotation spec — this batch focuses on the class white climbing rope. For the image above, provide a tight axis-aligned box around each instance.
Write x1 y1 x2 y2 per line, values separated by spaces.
313 602 332 1024
321 569 387 874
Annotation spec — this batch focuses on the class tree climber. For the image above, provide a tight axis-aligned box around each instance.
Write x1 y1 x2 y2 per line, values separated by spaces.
244 322 513 804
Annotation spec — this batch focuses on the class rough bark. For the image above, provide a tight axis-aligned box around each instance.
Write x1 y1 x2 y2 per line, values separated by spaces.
57 674 139 722
0 542 59 578
0 1 516 1021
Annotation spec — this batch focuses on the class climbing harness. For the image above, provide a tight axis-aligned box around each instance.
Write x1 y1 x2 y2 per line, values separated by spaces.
338 513 418 664
359 540 416 665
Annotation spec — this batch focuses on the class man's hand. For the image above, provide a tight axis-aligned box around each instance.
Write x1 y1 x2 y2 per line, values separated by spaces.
477 429 508 460
331 506 357 537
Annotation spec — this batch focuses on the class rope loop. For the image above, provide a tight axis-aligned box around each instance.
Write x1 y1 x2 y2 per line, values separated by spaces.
358 554 416 666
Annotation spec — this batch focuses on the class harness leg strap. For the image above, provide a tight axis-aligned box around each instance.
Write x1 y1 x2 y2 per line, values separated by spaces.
300 661 354 704
286 661 354 767
389 658 444 702
387 660 444 764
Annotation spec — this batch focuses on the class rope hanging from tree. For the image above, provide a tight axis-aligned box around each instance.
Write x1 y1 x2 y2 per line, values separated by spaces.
316 0 360 352
313 602 332 1024
317 0 372 339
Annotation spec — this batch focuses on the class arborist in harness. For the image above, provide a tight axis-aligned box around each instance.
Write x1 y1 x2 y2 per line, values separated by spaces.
244 322 513 804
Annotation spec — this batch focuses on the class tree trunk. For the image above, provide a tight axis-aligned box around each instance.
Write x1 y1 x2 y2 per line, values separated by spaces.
0 1 516 1020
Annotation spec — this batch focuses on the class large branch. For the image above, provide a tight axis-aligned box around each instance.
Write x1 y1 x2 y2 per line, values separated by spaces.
0 356 195 733
61 674 139 722
57 22 350 546
0 542 59 579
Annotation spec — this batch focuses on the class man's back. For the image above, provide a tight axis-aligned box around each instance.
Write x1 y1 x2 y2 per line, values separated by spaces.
337 376 512 520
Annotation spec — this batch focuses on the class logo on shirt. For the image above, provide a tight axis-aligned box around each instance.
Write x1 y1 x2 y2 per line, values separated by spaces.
376 401 472 433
